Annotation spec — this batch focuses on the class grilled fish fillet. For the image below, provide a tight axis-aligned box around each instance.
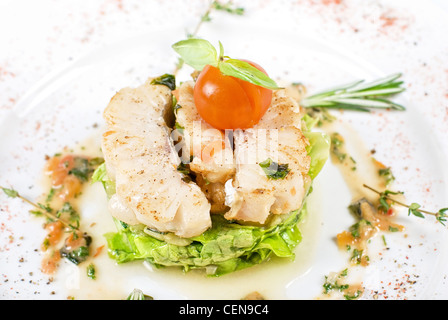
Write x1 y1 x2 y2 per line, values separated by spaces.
176 81 235 184
101 79 211 238
176 81 234 213
225 89 311 224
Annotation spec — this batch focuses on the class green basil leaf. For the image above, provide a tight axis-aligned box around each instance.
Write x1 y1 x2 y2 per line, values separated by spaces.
172 38 219 71
218 59 281 90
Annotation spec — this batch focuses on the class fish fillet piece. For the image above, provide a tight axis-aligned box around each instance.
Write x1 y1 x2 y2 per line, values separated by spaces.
225 89 311 224
101 78 211 238
175 81 235 184
256 88 304 129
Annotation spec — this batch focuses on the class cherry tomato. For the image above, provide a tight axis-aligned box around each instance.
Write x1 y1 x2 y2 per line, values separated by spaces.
193 60 273 130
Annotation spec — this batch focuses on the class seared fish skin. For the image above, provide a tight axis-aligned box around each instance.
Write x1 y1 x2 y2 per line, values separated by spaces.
102 79 211 238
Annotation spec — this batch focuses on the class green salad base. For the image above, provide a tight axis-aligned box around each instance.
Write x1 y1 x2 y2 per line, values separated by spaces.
105 206 305 277
94 117 330 277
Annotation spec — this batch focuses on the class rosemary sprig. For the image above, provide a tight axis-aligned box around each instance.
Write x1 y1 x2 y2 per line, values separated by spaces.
363 184 448 226
300 73 406 112
1 186 79 230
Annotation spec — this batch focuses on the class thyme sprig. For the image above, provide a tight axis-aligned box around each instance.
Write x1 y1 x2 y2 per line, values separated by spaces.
301 73 405 112
1 186 79 230
363 184 448 225
174 0 245 75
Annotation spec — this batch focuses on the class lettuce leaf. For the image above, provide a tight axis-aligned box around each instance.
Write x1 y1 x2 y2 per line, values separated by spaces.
105 208 304 277
304 131 331 180
91 163 116 198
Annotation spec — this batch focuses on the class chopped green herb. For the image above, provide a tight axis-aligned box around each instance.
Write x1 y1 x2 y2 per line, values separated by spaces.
29 210 44 217
330 133 347 163
68 157 90 182
45 188 55 203
305 107 336 127
68 156 103 183
323 270 350 295
56 202 79 225
150 74 176 90
351 248 365 265
62 246 88 265
173 104 182 114
37 202 53 214
388 225 400 232
88 157 105 167
379 167 395 186
323 280 349 295
349 219 372 238
259 158 290 180
119 221 129 229
348 198 374 218
377 189 403 213
344 290 362 300
60 233 92 265
87 263 96 280
61 246 89 265
177 162 190 175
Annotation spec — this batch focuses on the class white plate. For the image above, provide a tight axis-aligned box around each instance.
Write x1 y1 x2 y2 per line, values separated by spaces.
1 2 447 300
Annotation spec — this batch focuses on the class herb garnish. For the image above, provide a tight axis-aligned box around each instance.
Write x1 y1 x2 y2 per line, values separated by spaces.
323 269 363 300
174 1 245 75
259 158 290 180
150 73 176 90
330 132 347 163
60 235 92 265
378 167 395 186
210 1 244 16
177 162 191 175
87 263 96 280
323 269 349 294
1 186 77 230
172 38 281 90
300 73 405 112
68 156 104 182
363 184 448 226
1 185 92 266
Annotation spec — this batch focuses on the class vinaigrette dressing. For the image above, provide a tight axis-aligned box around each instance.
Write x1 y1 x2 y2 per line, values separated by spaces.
39 117 403 300
315 119 405 299
65 166 323 300
38 133 320 300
